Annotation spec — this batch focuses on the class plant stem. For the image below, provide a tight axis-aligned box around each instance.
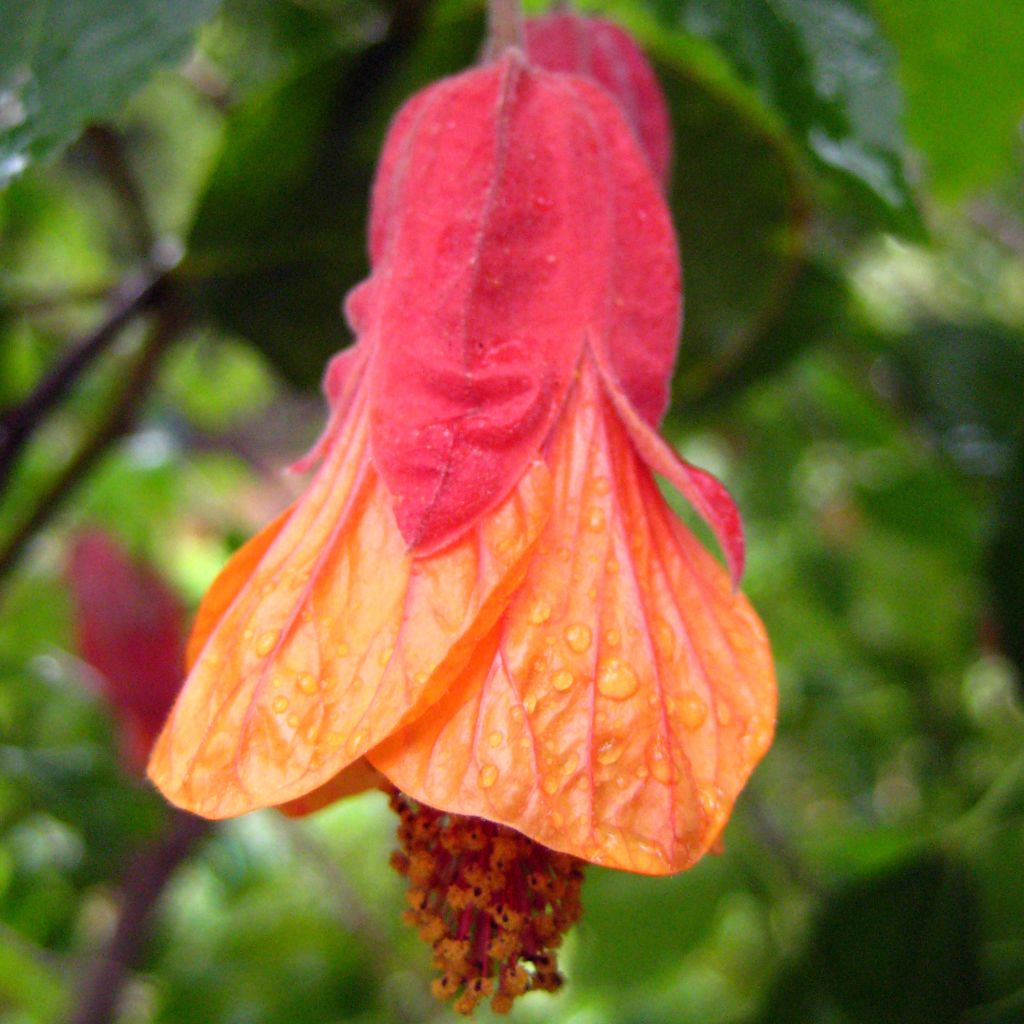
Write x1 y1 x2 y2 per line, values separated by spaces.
487 0 524 56
0 268 171 498
0 297 186 589
67 810 209 1024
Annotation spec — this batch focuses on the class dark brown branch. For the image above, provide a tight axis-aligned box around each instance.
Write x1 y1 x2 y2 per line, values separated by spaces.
0 297 186 587
0 269 171 497
68 810 210 1024
84 125 158 257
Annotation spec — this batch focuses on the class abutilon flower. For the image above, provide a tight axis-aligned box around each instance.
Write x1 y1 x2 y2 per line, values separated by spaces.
67 531 186 773
148 29 775 1015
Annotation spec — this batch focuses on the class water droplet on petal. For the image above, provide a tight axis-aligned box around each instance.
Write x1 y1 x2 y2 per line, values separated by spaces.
597 658 639 700
596 737 623 765
337 642 350 657
529 601 552 625
647 738 674 784
593 476 611 496
699 783 724 817
678 692 708 731
604 628 621 647
488 730 503 748
478 764 499 788
561 752 579 776
653 617 676 661
286 713 299 728
378 645 394 668
349 729 368 752
565 623 592 653
717 702 734 726
586 508 606 532
542 776 559 796
524 694 538 714
298 673 318 695
552 669 574 692
272 696 289 714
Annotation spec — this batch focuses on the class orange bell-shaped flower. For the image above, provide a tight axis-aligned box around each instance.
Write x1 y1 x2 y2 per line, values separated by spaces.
149 38 775 1013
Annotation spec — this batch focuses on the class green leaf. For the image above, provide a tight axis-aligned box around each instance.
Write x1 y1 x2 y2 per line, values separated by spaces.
990 437 1024 683
646 0 920 233
889 322 1024 476
0 0 222 185
870 0 1024 199
759 852 983 1024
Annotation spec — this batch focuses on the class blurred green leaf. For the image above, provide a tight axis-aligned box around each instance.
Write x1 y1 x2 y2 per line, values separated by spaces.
990 437 1024 681
870 0 1024 199
646 0 920 234
0 0 222 184
890 322 1024 476
759 852 982 1024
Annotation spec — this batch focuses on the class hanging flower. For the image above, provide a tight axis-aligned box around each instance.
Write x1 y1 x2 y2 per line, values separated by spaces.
523 11 672 187
149 39 775 1014
67 530 186 773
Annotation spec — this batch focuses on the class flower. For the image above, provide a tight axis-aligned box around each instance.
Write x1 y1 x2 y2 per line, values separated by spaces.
149 39 775 1012
67 530 186 772
523 12 672 187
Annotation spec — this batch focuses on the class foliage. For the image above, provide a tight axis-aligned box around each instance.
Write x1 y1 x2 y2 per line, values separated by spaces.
0 1 1022 1023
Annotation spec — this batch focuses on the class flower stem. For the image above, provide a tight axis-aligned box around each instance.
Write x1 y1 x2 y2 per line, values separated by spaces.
487 0 523 56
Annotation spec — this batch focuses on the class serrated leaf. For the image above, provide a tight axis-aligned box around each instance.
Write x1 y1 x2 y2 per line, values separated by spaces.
0 0 222 184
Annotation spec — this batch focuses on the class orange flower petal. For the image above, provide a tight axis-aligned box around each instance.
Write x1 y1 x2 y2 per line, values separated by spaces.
148 391 552 817
370 360 775 874
185 508 291 669
277 757 386 818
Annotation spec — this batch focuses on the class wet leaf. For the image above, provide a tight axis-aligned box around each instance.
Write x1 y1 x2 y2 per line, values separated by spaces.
0 0 221 184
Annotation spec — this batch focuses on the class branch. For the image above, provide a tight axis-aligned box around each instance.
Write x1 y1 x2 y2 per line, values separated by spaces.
0 297 186 588
0 267 172 497
68 810 209 1024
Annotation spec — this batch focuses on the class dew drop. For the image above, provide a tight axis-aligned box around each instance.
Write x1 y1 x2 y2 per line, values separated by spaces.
304 724 318 743
552 669 574 692
524 694 538 714
564 623 593 653
270 675 284 689
561 752 579 776
529 601 552 625
595 737 623 765
593 476 611 496
551 810 565 828
488 730 504 748
337 642 350 657
678 692 709 731
542 776 559 796
478 764 499 788
717 702 734 726
378 645 394 668
510 706 525 723
586 507 606 532
698 783 723 816
647 739 674 785
286 713 299 728
272 696 289 714
653 617 676 661
635 764 649 780
604 628 621 647
349 729 368 752
298 673 318 695
597 658 639 700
